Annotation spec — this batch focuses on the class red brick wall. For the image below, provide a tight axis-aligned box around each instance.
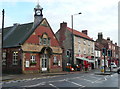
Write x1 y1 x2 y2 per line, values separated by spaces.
26 25 60 47
2 47 22 73
50 54 62 69
24 53 40 71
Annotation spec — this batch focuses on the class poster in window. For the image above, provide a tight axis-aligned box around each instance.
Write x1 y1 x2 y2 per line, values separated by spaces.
26 61 29 67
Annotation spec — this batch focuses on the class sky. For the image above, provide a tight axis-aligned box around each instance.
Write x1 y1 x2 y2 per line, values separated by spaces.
0 0 119 45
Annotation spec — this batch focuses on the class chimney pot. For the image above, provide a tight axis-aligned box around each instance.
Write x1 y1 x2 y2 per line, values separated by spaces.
115 43 117 45
111 40 113 43
60 22 67 28
107 37 110 41
82 30 87 35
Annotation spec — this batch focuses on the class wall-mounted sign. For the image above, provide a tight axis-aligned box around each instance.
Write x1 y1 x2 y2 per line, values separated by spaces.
58 60 61 66
26 61 29 67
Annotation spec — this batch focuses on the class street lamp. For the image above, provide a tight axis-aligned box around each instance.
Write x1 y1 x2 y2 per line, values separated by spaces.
71 12 82 65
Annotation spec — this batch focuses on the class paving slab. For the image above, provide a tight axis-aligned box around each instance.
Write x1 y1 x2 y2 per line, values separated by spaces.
94 72 112 75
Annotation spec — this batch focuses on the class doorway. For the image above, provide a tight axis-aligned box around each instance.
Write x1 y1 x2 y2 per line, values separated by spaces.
41 54 48 71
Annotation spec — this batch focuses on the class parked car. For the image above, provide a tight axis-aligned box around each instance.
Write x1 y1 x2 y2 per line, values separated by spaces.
111 62 117 68
117 67 120 74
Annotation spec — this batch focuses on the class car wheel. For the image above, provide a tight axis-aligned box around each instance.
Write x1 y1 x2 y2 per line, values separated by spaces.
117 70 120 74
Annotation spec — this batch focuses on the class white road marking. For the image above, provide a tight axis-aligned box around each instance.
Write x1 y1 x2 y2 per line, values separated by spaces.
3 76 58 84
49 83 59 89
66 80 85 87
22 82 46 87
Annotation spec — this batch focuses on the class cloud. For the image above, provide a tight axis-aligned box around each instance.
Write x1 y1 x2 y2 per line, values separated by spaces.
0 0 119 44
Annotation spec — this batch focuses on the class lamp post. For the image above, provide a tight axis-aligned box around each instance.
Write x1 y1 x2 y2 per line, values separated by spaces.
71 12 82 65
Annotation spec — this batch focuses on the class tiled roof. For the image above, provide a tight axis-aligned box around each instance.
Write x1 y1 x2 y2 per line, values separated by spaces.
67 27 94 41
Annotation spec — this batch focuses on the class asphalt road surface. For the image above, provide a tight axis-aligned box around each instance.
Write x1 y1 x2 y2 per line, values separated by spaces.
1 71 119 89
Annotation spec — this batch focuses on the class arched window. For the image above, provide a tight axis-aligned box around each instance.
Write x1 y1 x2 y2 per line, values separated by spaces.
39 33 51 46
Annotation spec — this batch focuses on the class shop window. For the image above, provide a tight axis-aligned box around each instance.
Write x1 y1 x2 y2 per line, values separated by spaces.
12 51 18 65
2 52 6 65
53 56 58 65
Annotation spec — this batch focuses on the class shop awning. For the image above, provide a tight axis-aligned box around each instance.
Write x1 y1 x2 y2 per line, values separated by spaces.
76 57 94 63
88 60 94 63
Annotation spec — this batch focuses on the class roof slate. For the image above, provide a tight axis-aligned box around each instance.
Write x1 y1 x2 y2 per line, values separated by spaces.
3 22 33 48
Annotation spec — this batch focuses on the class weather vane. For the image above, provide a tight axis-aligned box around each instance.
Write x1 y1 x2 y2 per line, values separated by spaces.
37 0 39 4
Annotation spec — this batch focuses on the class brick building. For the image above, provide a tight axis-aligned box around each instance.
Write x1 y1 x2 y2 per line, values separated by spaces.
2 4 62 74
96 32 119 67
55 22 95 71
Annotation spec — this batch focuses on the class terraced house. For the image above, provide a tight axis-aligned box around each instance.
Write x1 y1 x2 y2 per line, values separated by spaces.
2 4 62 74
55 22 95 71
96 33 119 67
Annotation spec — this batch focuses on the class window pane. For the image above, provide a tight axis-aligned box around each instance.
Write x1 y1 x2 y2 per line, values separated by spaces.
43 38 47 45
13 51 18 65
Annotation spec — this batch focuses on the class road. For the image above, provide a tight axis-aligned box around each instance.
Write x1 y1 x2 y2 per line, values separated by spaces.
1 70 119 89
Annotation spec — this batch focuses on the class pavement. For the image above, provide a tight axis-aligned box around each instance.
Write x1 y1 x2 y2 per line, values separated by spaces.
1 67 118 82
94 67 118 75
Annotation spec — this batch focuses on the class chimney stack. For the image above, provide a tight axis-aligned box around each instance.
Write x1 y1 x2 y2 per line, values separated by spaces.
60 22 67 29
98 32 103 40
107 37 110 41
82 30 88 35
111 40 113 43
115 43 117 45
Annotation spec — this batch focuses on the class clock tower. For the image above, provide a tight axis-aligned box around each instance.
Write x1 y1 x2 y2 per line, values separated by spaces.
33 3 43 27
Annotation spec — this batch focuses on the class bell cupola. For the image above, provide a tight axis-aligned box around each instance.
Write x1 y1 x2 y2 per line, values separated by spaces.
33 3 43 27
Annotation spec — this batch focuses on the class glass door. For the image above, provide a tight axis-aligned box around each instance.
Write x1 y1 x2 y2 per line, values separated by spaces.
42 54 47 71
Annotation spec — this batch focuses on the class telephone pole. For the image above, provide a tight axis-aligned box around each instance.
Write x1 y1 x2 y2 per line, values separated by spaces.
2 9 5 49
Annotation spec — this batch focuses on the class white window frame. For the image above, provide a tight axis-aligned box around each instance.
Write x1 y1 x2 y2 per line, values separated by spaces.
30 55 36 62
88 48 90 54
91 47 94 53
53 56 58 65
78 39 81 44
88 41 90 46
13 51 18 65
2 52 6 65
84 48 86 54
83 40 86 45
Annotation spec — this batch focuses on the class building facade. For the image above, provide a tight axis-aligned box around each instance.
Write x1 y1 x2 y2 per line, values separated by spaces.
96 32 119 67
2 4 62 74
55 22 95 71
